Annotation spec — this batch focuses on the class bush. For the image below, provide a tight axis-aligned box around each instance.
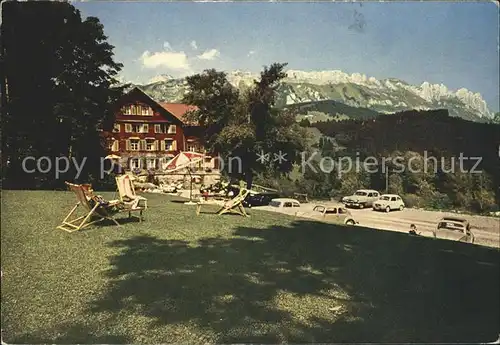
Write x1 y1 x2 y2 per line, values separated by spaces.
402 194 421 208
426 192 453 210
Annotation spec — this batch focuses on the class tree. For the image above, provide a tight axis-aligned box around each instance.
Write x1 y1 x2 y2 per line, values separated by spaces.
299 118 311 127
1 1 124 189
183 63 307 189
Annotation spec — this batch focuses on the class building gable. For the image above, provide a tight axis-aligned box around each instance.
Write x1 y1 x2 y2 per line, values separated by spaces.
115 87 183 125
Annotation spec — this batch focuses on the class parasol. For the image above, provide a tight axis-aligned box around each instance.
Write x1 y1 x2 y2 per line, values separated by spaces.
164 151 205 204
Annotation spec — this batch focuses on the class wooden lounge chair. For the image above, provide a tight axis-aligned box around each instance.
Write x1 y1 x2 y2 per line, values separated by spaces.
115 174 148 210
57 182 123 233
196 188 250 217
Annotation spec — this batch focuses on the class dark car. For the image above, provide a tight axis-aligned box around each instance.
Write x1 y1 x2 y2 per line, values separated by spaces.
243 192 280 207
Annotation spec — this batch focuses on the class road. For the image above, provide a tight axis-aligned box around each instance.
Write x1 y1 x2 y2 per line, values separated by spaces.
254 203 500 248
349 207 500 248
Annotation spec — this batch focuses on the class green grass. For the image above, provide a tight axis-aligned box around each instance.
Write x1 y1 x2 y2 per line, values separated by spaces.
1 190 499 344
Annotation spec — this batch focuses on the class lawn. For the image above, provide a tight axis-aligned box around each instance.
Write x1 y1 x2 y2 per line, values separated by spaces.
1 190 499 343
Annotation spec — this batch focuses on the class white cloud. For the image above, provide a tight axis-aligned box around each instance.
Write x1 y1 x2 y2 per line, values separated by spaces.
197 48 220 60
190 40 198 50
140 50 190 71
247 50 256 57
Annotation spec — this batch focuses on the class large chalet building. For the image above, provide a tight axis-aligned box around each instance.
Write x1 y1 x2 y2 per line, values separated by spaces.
104 87 217 172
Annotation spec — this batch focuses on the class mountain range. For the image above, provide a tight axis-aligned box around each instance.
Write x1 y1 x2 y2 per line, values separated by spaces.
124 70 496 123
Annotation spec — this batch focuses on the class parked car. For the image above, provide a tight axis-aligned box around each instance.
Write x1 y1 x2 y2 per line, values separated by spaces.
372 194 405 212
433 217 475 244
268 198 301 209
297 204 358 225
242 192 280 207
342 189 381 208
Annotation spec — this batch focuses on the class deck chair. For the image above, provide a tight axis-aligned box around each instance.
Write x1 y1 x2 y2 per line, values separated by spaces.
196 188 250 217
57 182 123 233
115 174 148 210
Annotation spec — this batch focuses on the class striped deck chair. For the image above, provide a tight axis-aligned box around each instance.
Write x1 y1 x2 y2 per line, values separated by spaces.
115 174 148 210
57 182 122 233
196 188 250 217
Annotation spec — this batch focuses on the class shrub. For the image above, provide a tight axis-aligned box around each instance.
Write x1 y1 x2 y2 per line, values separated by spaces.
426 192 453 210
402 194 421 208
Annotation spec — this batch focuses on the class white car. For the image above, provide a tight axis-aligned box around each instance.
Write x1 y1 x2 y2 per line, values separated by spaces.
342 189 381 208
268 198 301 209
253 198 301 216
296 204 358 225
372 194 405 212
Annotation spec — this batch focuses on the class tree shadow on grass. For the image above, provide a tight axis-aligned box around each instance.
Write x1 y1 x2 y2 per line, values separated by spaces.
8 321 130 344
90 220 500 343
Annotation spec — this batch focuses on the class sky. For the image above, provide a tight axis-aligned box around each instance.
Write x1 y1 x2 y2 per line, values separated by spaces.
73 1 499 112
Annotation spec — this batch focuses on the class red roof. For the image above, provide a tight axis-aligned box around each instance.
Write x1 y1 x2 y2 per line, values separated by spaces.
159 103 198 124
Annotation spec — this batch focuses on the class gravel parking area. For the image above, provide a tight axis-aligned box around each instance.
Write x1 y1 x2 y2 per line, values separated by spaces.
255 202 500 248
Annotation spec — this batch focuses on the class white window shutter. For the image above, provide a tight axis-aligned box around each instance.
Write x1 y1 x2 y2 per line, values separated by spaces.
154 124 160 133
126 140 131 150
154 140 159 151
172 140 177 151
160 140 166 151
140 140 146 151
143 124 149 133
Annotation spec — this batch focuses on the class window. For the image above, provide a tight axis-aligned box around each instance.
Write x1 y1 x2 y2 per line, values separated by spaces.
391 197 397 201
141 106 153 116
155 124 172 133
292 202 300 207
131 123 148 133
284 202 292 208
129 139 140 151
146 139 157 151
110 139 119 151
163 139 177 151
123 104 153 116
113 124 120 133
314 206 325 213
146 158 157 169
269 201 281 207
130 158 141 169
187 144 197 152
168 125 176 134
122 106 132 115
368 193 374 197
355 191 367 196
326 208 338 214
125 124 132 133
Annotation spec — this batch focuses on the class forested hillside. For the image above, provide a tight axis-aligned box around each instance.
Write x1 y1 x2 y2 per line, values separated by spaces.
304 109 500 212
